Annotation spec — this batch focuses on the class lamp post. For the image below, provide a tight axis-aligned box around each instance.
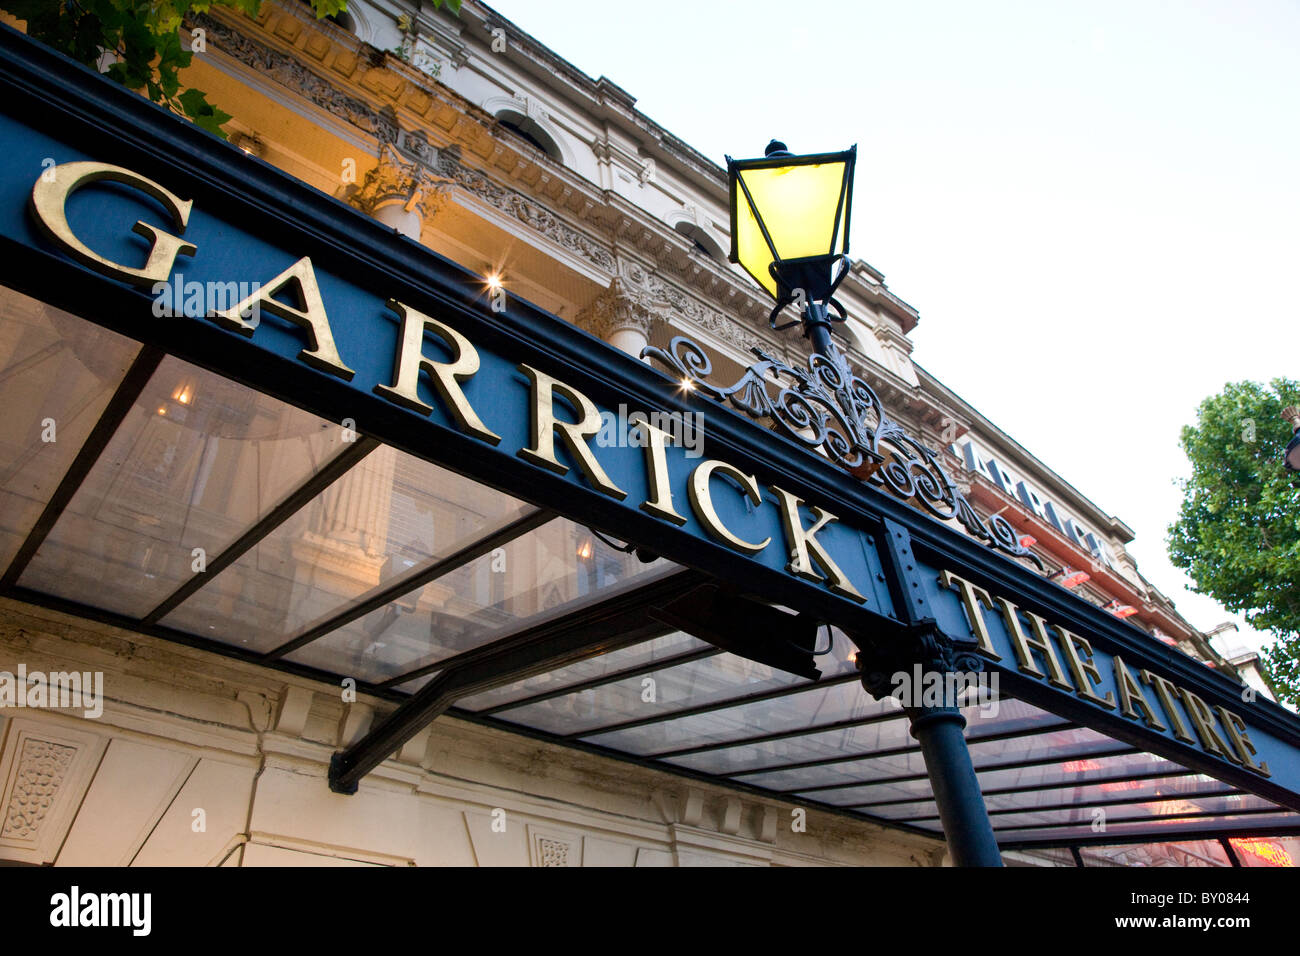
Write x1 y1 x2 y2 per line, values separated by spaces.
727 141 1003 866
1283 406 1300 472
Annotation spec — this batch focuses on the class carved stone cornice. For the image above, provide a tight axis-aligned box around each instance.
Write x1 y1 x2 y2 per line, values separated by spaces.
343 143 453 220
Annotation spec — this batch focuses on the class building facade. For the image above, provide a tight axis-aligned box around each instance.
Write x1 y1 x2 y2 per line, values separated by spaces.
0 0 1295 868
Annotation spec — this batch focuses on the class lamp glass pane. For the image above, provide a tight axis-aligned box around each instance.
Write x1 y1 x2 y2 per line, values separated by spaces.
734 194 777 296
738 161 847 263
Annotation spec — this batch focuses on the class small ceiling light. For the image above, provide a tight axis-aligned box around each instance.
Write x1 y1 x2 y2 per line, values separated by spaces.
232 132 265 159
680 378 694 392
157 406 167 416
486 273 503 291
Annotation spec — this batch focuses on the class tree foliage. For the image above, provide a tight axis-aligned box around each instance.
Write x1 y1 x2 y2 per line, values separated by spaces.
1167 378 1300 704
0 1 456 138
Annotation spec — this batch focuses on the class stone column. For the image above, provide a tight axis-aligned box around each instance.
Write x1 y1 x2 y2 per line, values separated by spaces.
575 277 658 359
343 144 453 241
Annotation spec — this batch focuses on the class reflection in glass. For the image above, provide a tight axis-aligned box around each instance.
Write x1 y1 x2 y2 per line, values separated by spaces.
1080 840 1233 867
457 632 710 712
160 446 534 651
494 650 812 737
582 678 886 756
0 287 140 571
991 794 1275 830
285 517 673 683
20 357 346 618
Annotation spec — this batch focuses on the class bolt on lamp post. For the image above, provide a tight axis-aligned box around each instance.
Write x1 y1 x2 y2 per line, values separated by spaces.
727 141 856 361
1282 406 1300 472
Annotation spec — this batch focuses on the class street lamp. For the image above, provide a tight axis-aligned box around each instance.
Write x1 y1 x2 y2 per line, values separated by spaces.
727 141 856 358
1283 406 1300 472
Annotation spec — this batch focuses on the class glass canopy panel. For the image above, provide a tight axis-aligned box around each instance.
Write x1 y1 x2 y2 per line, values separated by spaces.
668 714 912 776
0 287 141 571
1080 840 1232 867
284 516 674 683
490 621 862 737
863 801 941 820
989 794 1279 830
580 678 885 756
158 446 534 651
456 632 711 712
1009 846 1077 867
826 752 1180 810
671 697 1064 777
738 726 1120 793
996 812 1299 844
1229 835 1299 867
979 774 1234 814
971 750 1176 794
489 651 814 737
19 357 346 618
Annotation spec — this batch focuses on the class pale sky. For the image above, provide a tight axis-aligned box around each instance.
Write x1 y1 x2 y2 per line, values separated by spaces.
490 0 1300 661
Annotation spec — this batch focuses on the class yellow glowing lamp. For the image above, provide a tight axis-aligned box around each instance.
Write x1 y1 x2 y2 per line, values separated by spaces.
727 141 856 308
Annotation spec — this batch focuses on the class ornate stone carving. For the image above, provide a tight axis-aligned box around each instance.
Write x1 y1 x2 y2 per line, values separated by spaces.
576 277 657 342
618 261 767 354
433 153 616 272
538 838 569 867
343 144 454 221
192 13 383 135
2 738 76 840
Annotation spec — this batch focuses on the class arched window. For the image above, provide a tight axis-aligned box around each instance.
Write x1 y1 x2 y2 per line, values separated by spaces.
495 110 563 163
674 221 725 262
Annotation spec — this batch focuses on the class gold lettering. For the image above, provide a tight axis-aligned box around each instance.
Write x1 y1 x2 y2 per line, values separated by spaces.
1112 656 1166 731
687 460 770 555
994 598 1072 689
938 570 999 660
768 486 865 602
373 300 500 444
1141 670 1196 744
30 161 195 287
1216 706 1271 777
209 257 355 380
517 365 626 500
1055 627 1115 709
633 420 686 526
1179 688 1239 763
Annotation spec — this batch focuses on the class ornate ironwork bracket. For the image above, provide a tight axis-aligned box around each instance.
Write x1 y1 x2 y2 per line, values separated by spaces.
641 335 1043 569
856 622 988 704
